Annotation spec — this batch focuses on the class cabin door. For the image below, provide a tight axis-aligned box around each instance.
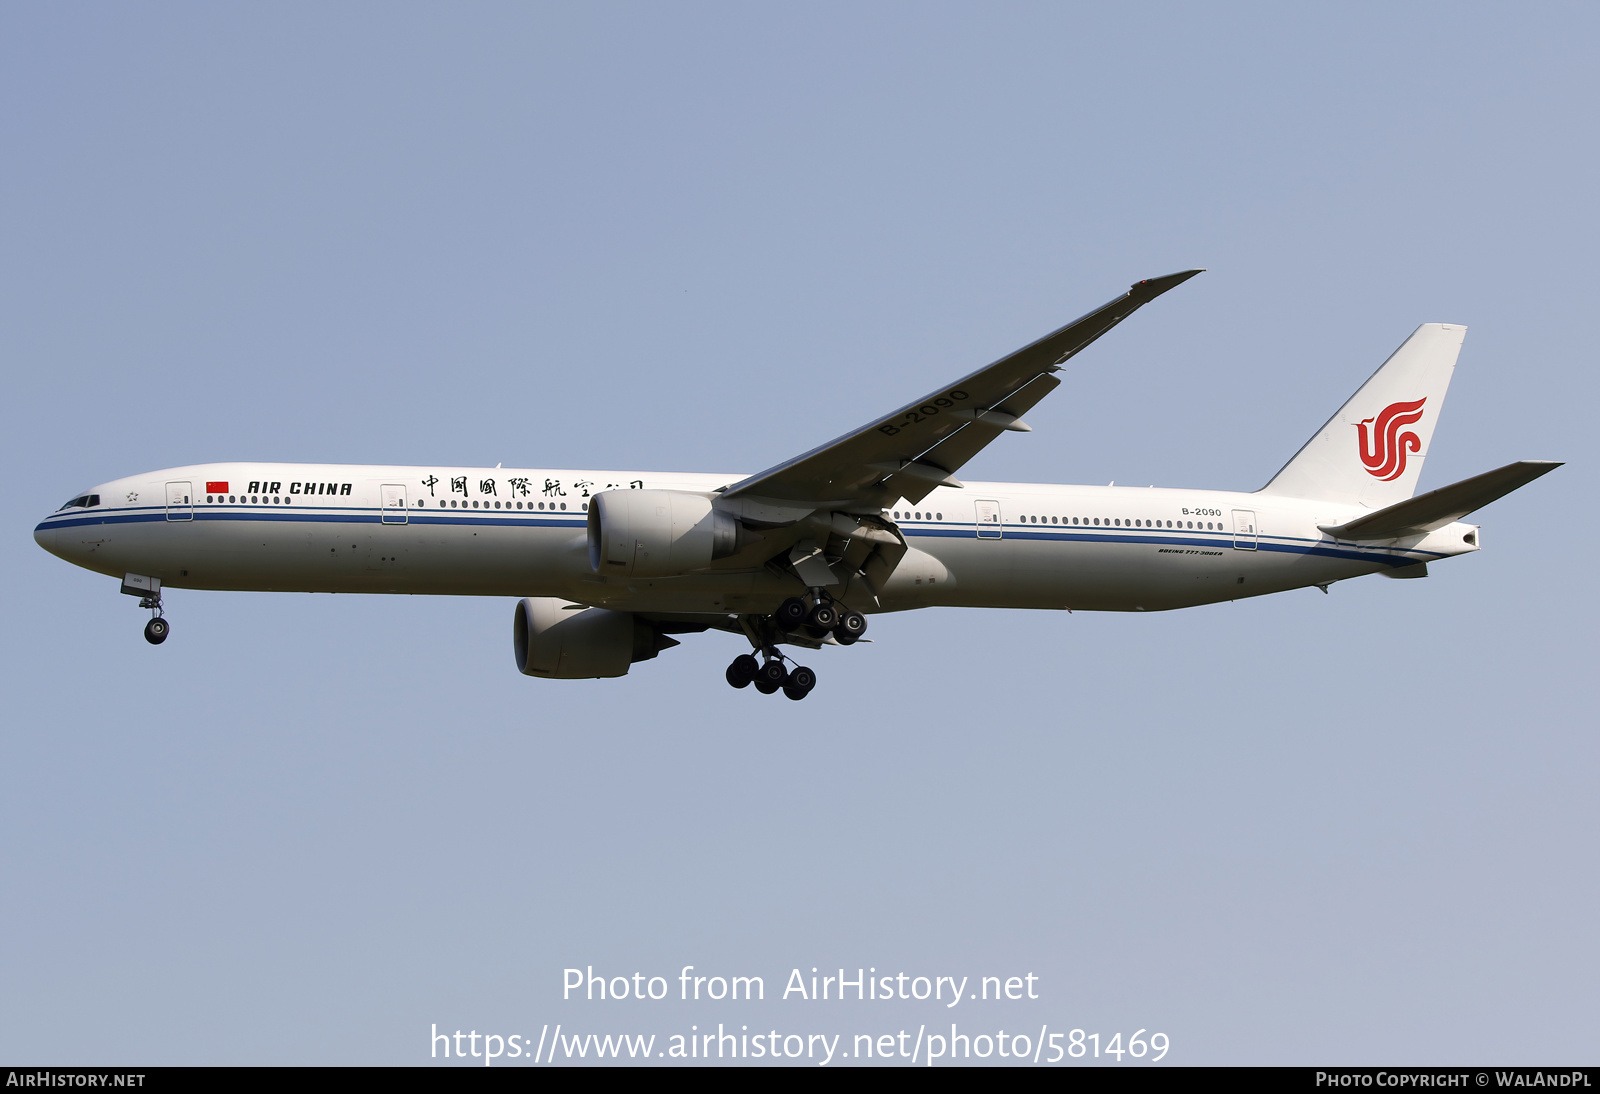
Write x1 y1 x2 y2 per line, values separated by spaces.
381 484 409 524
975 499 1003 539
165 481 193 521
1232 509 1258 550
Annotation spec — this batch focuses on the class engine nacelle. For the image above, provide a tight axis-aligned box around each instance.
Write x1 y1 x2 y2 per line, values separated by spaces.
513 597 676 679
587 489 740 578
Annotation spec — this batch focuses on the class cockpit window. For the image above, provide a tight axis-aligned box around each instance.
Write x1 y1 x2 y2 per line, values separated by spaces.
57 494 100 510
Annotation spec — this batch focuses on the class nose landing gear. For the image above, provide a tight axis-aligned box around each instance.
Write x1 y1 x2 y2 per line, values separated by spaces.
121 573 169 645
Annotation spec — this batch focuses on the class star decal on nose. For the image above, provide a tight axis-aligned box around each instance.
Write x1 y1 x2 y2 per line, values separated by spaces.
126 491 138 502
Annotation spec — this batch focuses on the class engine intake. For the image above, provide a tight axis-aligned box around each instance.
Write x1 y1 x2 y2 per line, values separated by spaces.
587 489 742 578
513 597 677 679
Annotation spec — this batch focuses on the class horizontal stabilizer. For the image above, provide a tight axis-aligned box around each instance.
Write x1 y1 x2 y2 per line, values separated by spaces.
1318 460 1561 540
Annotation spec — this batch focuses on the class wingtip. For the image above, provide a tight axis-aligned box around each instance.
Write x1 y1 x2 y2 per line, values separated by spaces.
1130 268 1205 298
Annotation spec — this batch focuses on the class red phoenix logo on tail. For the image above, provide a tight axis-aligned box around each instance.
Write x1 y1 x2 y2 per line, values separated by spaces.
1356 398 1426 481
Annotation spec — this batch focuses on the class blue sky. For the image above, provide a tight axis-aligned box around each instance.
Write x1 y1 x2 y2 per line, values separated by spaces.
2 2 1594 1065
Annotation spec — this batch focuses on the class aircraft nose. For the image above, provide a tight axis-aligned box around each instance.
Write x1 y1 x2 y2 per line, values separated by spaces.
34 520 58 555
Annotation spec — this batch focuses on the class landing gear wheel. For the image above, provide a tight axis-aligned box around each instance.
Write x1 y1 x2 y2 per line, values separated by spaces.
834 610 867 645
725 654 759 689
776 597 809 630
754 678 780 695
144 617 169 645
757 659 789 688
783 665 817 701
805 603 838 630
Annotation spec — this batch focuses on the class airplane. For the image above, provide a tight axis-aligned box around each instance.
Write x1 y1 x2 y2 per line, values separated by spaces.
34 270 1561 700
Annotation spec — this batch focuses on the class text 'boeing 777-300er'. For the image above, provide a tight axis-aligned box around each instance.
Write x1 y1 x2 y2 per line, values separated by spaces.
35 271 1561 699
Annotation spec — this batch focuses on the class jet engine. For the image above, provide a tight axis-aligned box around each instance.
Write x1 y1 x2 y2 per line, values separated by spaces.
587 489 744 578
513 597 678 679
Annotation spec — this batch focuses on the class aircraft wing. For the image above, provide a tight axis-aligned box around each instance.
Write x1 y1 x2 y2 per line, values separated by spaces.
718 270 1204 513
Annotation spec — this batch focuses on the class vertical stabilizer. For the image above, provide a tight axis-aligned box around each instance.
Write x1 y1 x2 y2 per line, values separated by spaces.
1261 323 1466 507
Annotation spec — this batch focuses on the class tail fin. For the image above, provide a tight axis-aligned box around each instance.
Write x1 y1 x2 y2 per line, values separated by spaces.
1261 323 1466 507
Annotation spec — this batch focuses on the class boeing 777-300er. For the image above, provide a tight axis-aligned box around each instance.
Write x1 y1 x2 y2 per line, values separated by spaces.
35 271 1561 699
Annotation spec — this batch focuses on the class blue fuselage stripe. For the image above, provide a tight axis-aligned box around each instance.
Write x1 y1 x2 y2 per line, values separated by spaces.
37 509 1436 567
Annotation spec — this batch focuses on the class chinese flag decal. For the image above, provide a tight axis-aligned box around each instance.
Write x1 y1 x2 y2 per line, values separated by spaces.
206 481 229 493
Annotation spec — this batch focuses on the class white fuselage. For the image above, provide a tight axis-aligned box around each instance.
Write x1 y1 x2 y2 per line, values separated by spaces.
34 462 1481 615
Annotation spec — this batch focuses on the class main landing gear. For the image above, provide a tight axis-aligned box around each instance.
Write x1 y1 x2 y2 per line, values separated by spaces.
725 651 817 701
773 595 867 645
724 592 866 701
